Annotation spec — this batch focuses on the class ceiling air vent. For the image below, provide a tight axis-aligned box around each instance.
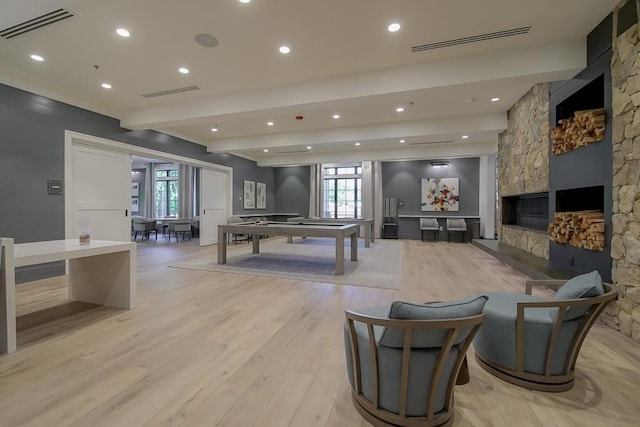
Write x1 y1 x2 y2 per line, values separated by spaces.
412 26 531 53
141 86 200 98
276 149 309 154
0 9 74 40
408 140 453 146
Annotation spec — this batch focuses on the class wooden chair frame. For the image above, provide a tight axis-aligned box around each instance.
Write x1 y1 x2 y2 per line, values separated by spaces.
345 310 485 427
475 282 617 392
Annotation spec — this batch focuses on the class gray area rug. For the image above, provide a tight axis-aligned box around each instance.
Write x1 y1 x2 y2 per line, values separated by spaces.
169 237 403 289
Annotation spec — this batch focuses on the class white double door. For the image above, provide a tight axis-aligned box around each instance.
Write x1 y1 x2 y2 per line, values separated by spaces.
68 141 228 246
69 144 131 242
199 169 227 246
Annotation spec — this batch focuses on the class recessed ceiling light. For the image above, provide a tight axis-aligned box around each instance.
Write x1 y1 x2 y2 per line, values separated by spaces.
30 54 44 62
396 107 404 112
306 146 312 150
462 135 469 139
263 149 269 152
267 121 274 126
211 127 218 132
238 0 251 3
399 139 405 143
491 97 500 102
101 83 112 89
355 142 361 146
332 114 340 119
279 45 290 54
116 28 130 37
388 23 401 32
178 67 190 74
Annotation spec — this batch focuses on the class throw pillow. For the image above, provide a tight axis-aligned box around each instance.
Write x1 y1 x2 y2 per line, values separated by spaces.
554 270 604 300
379 295 488 348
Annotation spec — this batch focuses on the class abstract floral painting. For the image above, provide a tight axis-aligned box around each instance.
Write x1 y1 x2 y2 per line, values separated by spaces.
421 178 459 211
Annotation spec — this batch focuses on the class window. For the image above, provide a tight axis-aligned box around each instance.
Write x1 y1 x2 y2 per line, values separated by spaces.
155 168 179 217
323 166 362 218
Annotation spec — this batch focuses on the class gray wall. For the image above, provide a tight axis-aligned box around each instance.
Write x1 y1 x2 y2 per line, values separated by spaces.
234 167 275 216
382 158 480 239
0 83 271 281
274 166 310 218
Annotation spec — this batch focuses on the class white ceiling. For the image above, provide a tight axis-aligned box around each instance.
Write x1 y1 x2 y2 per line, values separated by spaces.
0 0 616 166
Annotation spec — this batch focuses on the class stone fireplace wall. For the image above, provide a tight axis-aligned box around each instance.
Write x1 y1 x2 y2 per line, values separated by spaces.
498 83 550 258
609 0 640 342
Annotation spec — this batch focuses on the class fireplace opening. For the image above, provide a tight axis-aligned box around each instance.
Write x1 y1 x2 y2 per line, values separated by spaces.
556 185 604 212
501 192 549 231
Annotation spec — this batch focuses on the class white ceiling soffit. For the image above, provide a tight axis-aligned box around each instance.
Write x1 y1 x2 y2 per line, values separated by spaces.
121 41 585 130
257 141 499 168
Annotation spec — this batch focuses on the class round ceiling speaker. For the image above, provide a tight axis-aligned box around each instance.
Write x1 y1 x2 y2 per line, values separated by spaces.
194 33 219 48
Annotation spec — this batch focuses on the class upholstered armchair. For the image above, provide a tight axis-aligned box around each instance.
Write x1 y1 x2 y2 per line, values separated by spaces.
132 218 157 241
445 218 467 242
227 216 251 243
167 218 192 242
473 270 617 392
344 296 487 427
420 217 440 242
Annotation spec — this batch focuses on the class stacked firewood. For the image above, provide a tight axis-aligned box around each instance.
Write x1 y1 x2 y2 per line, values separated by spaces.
548 210 605 251
552 108 605 155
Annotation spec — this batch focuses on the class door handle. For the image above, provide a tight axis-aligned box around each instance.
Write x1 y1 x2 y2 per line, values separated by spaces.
125 209 128 217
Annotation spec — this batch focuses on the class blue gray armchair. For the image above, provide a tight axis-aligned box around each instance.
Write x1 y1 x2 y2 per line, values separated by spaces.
473 270 617 392
344 296 487 427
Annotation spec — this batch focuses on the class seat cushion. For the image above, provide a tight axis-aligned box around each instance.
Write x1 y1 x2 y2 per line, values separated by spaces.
379 295 488 348
473 292 581 375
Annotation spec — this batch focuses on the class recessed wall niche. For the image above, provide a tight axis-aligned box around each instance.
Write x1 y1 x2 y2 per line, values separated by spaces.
552 75 605 155
555 74 604 121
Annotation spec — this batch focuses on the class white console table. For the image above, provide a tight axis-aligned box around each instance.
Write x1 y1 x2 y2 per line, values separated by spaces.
1 238 136 354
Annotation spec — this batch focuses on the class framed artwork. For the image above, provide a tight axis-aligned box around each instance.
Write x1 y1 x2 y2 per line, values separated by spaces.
243 180 255 209
131 182 139 197
421 178 459 211
131 197 139 213
256 182 266 209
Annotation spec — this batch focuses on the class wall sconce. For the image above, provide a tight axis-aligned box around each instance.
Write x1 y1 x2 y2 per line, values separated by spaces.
430 161 450 168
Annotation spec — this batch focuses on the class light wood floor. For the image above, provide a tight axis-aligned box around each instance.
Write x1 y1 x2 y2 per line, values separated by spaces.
1 238 639 426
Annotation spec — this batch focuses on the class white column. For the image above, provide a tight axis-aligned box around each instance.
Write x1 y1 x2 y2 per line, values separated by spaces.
373 161 383 238
361 161 373 219
479 154 497 239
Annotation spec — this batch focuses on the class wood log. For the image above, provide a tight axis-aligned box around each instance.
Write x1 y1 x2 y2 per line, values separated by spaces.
552 109 606 155
548 209 605 251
